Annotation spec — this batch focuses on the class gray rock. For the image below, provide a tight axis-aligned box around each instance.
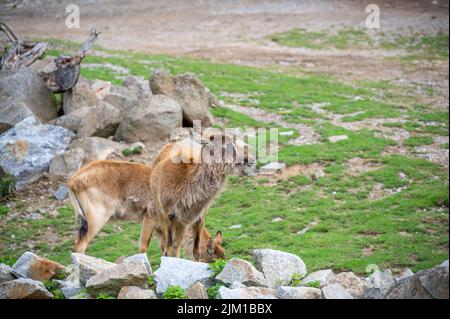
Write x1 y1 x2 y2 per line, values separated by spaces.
117 286 156 299
417 265 449 299
54 279 83 299
0 117 74 187
186 282 209 299
363 270 395 299
153 257 213 294
12 251 65 281
78 101 121 138
53 107 90 133
217 286 277 299
252 249 307 288
328 135 349 143
63 81 98 114
69 137 124 162
0 67 57 129
276 286 321 299
395 268 414 282
0 97 40 134
121 254 152 275
54 186 69 200
71 253 116 285
216 258 267 287
115 94 182 143
0 278 53 299
302 269 335 288
149 69 213 127
86 259 150 297
90 80 111 99
328 272 367 298
258 162 286 175
0 264 16 284
49 148 85 177
103 92 138 112
321 283 354 299
385 275 432 299
122 75 151 99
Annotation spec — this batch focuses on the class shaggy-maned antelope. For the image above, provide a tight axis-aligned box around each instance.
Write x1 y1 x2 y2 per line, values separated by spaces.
67 160 225 262
150 130 254 259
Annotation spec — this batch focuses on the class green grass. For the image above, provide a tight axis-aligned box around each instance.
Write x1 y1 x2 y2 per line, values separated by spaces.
163 285 187 299
0 38 447 277
404 136 434 147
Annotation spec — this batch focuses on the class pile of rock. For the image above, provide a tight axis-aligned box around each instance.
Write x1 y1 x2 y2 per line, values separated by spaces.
0 249 447 299
0 66 217 188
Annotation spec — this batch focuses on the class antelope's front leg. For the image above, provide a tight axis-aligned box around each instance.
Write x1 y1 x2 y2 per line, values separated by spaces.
192 217 204 261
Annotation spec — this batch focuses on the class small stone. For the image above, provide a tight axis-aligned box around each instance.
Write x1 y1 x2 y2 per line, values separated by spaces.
328 135 349 143
271 217 284 223
216 258 267 287
302 269 335 288
53 186 69 200
259 162 286 175
252 249 307 288
321 283 354 299
117 286 156 299
0 278 53 299
277 286 321 299
217 286 277 299
186 282 209 299
229 224 242 229
12 252 65 281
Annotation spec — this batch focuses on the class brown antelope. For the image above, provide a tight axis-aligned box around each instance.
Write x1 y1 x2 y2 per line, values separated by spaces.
67 160 225 262
150 130 254 260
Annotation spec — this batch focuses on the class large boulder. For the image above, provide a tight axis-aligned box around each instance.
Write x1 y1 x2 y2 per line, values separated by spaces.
52 107 90 133
328 272 367 298
0 264 16 284
86 259 151 297
0 117 74 187
385 274 432 299
0 278 53 299
276 286 321 299
71 253 116 286
12 252 65 281
49 148 85 177
252 249 307 288
363 270 395 299
153 257 213 294
63 81 98 114
117 286 156 299
216 258 267 287
102 92 138 112
0 67 57 132
217 286 277 299
78 101 121 138
115 94 182 143
69 137 124 163
121 254 152 275
122 75 151 99
149 69 213 127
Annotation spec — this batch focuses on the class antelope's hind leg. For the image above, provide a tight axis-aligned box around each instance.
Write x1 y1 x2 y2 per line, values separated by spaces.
139 214 156 253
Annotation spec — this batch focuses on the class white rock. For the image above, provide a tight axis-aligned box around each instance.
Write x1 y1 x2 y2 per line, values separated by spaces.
12 251 64 281
117 286 156 299
328 272 367 298
302 269 335 287
0 278 53 299
216 258 267 287
259 162 286 175
0 264 16 284
121 254 152 275
321 283 354 299
153 257 213 294
395 268 414 282
363 270 395 299
252 249 307 288
71 253 116 285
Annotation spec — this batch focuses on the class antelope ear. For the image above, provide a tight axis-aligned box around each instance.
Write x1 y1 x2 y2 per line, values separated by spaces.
207 238 214 254
214 231 223 245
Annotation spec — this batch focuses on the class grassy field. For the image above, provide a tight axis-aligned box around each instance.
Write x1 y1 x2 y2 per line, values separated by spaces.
0 33 448 275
